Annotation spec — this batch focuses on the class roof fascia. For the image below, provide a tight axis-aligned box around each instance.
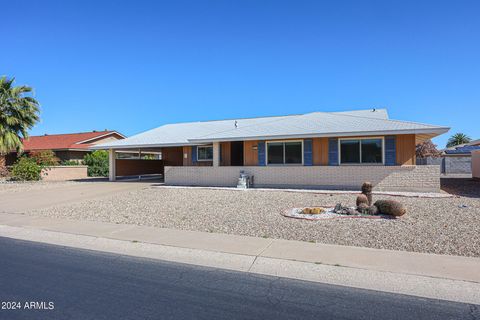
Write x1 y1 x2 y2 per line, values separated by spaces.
76 131 126 144
188 127 450 143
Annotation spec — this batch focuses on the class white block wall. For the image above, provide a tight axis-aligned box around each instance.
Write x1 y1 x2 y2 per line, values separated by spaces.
164 165 440 192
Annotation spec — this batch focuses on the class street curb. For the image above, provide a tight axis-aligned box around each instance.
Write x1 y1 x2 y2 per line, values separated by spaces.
1 224 479 305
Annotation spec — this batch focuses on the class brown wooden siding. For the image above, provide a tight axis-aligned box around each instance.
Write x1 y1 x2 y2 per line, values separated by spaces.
182 146 192 166
162 147 183 166
244 140 258 166
220 142 231 166
312 138 329 165
396 134 416 165
116 159 164 176
182 146 213 166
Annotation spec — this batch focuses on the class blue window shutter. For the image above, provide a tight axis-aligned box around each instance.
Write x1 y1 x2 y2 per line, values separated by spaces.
192 146 197 164
328 138 339 166
219 143 222 164
385 136 396 166
303 139 312 166
258 141 266 166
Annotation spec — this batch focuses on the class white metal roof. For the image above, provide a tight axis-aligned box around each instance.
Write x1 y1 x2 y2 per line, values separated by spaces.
93 108 449 149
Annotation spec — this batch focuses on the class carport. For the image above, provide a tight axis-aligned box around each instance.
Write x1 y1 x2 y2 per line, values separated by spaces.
108 146 184 181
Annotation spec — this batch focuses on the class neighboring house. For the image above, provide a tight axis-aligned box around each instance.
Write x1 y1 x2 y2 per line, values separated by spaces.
472 150 480 180
94 109 449 192
5 130 125 165
439 140 480 174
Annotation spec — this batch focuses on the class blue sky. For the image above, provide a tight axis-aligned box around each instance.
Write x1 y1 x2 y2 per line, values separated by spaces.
3 0 479 147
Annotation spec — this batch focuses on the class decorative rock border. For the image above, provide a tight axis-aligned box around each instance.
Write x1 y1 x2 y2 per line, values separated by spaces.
282 208 396 220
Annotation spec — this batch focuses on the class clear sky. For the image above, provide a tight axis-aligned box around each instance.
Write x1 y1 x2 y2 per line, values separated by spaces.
3 0 479 147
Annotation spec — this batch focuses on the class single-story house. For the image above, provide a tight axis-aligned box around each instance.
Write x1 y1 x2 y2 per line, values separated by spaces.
472 150 480 180
93 109 449 192
5 130 125 165
439 140 480 175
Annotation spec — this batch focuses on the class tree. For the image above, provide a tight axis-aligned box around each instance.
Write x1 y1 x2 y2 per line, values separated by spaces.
29 150 60 166
416 140 441 159
446 133 471 148
0 76 40 157
84 150 109 177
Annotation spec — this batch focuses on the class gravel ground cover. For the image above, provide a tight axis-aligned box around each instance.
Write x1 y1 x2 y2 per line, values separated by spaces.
27 180 480 257
0 181 84 194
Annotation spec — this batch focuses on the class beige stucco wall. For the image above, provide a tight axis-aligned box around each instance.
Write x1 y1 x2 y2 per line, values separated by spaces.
164 165 440 192
472 150 480 179
41 166 88 181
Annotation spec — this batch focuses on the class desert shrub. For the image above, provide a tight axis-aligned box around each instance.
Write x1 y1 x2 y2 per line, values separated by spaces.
84 150 109 177
11 157 42 181
29 150 59 166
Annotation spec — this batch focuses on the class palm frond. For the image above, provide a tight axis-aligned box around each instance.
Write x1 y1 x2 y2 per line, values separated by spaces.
0 76 40 155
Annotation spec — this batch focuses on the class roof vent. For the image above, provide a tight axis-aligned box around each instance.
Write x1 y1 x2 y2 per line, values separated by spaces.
44 133 48 136
372 108 376 112
234 120 238 128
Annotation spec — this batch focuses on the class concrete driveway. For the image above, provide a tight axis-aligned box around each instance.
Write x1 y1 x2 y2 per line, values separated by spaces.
0 181 153 213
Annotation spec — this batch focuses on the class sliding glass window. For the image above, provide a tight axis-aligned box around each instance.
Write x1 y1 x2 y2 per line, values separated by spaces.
340 138 383 164
267 141 302 165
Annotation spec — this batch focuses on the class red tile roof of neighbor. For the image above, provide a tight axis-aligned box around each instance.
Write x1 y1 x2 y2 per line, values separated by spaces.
21 131 124 151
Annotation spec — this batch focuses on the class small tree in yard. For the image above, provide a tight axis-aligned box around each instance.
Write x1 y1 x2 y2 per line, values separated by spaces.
416 140 441 159
29 150 59 166
11 157 42 181
84 150 109 177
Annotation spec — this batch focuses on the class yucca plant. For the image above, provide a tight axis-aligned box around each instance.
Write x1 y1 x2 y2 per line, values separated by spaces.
0 76 40 164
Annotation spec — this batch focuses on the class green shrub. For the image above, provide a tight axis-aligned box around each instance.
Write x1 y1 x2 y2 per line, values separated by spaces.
11 157 42 181
29 150 59 166
61 160 82 166
84 150 109 177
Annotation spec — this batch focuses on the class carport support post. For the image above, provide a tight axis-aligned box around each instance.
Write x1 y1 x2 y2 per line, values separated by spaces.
108 149 116 181
213 142 220 167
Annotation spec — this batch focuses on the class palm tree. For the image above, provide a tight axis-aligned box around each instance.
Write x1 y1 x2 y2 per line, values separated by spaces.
446 133 471 148
0 76 40 165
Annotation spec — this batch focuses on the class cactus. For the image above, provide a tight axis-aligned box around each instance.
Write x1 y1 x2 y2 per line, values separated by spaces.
373 200 406 217
361 181 373 206
356 194 369 207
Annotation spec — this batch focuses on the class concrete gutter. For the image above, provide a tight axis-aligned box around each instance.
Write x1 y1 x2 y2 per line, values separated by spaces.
0 212 479 305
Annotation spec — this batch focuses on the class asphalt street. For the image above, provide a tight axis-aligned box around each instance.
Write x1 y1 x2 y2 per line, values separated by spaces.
0 236 477 320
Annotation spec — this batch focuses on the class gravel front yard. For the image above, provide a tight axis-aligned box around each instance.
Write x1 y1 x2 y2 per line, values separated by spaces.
27 182 480 257
0 181 83 194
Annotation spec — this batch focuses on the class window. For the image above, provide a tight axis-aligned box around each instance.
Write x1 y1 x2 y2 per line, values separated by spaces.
197 146 213 161
340 138 383 164
267 141 302 165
